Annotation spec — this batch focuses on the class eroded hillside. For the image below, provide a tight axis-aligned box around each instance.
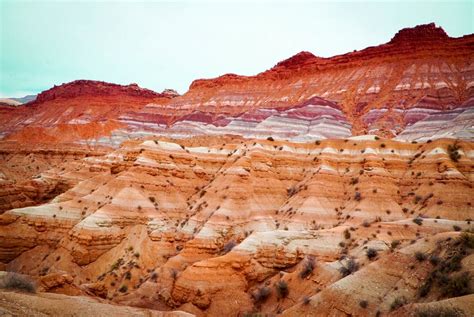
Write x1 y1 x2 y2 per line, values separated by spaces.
0 136 473 316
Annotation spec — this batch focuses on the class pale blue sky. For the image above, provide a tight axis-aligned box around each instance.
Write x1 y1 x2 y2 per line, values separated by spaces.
0 1 473 97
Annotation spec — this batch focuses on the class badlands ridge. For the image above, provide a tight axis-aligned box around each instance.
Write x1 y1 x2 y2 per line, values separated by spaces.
0 23 473 316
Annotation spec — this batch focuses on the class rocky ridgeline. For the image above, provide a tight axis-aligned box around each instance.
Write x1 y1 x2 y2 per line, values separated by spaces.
0 23 473 146
30 80 176 105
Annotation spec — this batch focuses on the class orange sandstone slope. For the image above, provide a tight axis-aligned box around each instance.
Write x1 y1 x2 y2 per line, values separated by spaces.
0 136 473 316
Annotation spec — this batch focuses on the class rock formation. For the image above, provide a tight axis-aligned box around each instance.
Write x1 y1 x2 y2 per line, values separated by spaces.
0 23 473 316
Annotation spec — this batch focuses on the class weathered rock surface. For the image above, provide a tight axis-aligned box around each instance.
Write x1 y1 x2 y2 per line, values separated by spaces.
0 289 194 317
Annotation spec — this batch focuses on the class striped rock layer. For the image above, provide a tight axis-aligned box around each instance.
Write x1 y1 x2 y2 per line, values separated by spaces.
0 136 473 316
0 24 473 146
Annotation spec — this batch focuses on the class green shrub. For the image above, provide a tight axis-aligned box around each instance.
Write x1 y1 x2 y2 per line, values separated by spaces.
222 240 236 254
252 286 271 303
119 285 128 293
366 248 378 260
299 257 315 279
339 258 359 277
447 144 461 162
459 232 474 249
0 272 36 293
390 296 407 311
413 217 423 226
343 229 351 239
440 272 471 297
111 258 124 271
354 192 362 201
275 280 289 298
419 279 432 297
391 240 401 249
429 255 440 266
415 251 427 262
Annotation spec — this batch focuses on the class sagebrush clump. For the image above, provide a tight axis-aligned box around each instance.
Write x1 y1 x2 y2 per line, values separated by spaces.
0 272 36 293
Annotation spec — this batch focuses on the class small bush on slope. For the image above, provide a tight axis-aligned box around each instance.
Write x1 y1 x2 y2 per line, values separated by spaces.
339 258 359 277
0 272 36 293
275 280 289 299
252 287 271 303
299 257 315 279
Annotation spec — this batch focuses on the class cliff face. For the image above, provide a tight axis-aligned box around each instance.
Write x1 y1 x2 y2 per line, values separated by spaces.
173 23 473 139
1 24 473 146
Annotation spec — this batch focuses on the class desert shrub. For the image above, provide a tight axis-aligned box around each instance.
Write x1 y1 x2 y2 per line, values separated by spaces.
439 253 463 273
267 136 274 141
440 272 471 297
429 255 441 266
366 248 378 260
447 144 461 162
125 271 132 280
148 196 156 203
119 285 128 293
339 258 359 277
111 258 124 271
303 296 311 305
223 240 237 254
287 186 299 197
391 240 401 249
252 286 271 303
170 269 178 280
343 229 351 239
452 225 461 232
390 296 407 311
415 306 462 317
150 272 158 281
275 280 289 298
299 257 315 279
354 192 362 201
413 217 423 226
362 220 370 227
419 279 432 297
459 232 474 249
415 251 427 262
359 300 368 309
0 272 36 293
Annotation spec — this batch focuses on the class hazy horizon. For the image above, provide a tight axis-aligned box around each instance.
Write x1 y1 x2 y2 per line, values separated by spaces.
1 0 473 98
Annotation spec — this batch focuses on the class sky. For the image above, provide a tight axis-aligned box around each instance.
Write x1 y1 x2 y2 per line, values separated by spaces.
0 1 473 97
